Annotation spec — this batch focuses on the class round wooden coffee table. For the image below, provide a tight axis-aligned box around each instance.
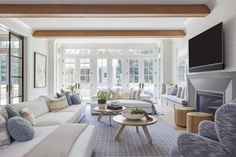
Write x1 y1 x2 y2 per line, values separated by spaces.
94 106 126 126
113 115 157 144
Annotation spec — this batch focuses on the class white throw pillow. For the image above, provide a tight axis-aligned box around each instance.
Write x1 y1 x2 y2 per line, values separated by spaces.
48 96 68 112
109 88 120 100
20 106 36 126
120 89 131 100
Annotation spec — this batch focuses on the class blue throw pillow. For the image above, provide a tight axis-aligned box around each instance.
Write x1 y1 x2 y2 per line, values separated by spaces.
70 95 81 105
7 117 34 142
170 85 178 96
65 92 73 106
5 105 20 118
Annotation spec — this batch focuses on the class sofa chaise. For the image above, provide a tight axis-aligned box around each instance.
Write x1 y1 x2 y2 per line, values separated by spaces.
90 95 154 114
0 96 95 157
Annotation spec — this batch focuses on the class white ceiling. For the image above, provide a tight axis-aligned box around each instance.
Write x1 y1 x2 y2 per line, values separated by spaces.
0 0 208 4
0 0 210 36
18 17 192 30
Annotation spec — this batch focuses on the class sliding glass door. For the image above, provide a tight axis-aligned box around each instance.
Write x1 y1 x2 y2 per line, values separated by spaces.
0 29 24 105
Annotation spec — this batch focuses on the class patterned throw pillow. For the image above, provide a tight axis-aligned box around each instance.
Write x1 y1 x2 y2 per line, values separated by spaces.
19 107 36 126
70 95 81 105
48 96 69 112
0 115 11 149
176 87 182 98
160 84 166 94
7 117 34 142
5 105 20 118
0 107 8 120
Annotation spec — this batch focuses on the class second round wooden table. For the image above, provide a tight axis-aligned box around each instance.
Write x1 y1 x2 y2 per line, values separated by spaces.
113 115 157 144
94 106 126 126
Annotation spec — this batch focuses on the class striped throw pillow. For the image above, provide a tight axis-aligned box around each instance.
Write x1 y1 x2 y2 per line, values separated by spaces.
0 115 11 149
48 96 68 112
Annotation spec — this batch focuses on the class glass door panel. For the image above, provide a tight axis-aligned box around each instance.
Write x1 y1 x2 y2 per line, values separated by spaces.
79 59 91 100
129 59 139 89
97 59 107 90
143 59 154 99
10 33 23 104
0 31 9 105
112 59 122 88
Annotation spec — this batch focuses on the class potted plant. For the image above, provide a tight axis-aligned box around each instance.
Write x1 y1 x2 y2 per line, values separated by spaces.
97 90 110 108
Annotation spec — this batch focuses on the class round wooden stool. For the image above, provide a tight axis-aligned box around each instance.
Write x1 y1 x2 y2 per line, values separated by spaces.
175 106 196 127
187 112 214 133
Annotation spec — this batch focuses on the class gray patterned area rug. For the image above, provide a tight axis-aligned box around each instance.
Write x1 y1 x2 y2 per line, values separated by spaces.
80 108 179 157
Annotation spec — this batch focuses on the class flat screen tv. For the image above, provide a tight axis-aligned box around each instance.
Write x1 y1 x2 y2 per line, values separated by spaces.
189 22 224 73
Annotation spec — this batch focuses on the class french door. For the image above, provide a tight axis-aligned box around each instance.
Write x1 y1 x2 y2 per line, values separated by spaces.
129 58 159 101
0 30 24 105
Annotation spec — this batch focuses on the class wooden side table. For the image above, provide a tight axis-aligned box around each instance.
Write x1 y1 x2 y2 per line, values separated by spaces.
187 112 214 133
175 107 196 127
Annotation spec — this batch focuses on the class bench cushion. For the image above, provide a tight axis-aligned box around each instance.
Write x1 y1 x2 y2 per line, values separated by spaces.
161 94 187 105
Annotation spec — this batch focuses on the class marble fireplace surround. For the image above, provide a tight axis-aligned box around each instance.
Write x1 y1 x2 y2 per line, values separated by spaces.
187 71 236 108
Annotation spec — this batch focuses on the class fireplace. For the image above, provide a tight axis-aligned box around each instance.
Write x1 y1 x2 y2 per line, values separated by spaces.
196 90 224 115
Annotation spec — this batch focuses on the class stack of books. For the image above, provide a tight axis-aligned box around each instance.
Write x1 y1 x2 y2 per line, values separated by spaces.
107 101 122 110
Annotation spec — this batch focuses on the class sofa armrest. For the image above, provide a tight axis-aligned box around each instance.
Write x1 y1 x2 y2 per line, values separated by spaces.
199 120 219 141
177 133 226 157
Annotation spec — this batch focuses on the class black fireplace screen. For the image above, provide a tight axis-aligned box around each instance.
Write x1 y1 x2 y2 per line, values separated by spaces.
196 91 224 115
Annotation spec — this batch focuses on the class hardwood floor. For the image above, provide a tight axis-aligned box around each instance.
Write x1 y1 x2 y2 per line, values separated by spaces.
155 103 186 133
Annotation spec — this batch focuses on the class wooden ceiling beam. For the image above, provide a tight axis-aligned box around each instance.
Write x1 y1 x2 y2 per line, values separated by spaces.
0 4 210 18
33 30 186 38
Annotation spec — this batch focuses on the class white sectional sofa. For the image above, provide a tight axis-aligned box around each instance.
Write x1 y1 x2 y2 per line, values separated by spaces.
11 96 87 127
0 125 95 157
0 96 95 157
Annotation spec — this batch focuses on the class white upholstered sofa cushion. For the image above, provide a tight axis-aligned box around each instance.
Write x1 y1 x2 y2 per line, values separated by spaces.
0 125 95 157
108 99 152 108
34 112 77 127
12 97 49 118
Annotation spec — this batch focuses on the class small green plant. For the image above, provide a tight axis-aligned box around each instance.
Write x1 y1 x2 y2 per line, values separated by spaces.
130 108 143 115
68 84 76 92
97 90 110 101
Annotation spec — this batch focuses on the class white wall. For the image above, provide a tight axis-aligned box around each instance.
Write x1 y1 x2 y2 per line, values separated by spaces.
0 19 49 101
27 37 49 100
171 0 236 83
161 39 172 84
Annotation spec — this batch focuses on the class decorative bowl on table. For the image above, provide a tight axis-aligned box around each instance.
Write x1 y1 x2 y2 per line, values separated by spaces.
121 108 145 120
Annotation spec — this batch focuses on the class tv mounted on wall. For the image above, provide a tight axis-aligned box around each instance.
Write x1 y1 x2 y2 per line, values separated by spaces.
189 22 224 73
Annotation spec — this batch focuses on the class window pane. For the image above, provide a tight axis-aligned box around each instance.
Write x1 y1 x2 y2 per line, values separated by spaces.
129 59 139 88
97 59 107 89
11 57 22 76
112 59 122 88
11 78 22 97
11 35 22 58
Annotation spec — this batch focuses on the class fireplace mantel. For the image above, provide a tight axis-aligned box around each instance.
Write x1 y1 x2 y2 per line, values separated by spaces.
187 71 236 108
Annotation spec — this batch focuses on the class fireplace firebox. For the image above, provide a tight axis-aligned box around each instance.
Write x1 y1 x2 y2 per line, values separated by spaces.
196 90 224 115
